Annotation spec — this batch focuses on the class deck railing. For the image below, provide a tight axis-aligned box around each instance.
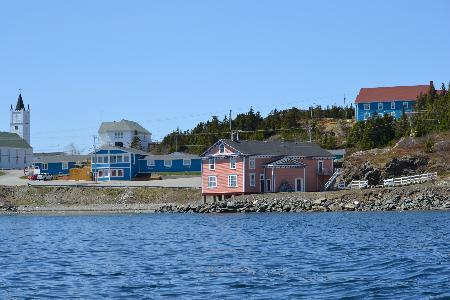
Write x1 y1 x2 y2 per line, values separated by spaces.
383 172 437 187
349 180 368 189
324 168 341 191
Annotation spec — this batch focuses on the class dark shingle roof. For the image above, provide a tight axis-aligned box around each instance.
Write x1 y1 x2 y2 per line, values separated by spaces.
203 139 334 158
265 157 306 168
0 132 32 149
98 119 150 134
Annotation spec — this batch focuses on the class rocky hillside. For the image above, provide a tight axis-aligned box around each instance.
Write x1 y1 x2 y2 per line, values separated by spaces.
340 131 450 186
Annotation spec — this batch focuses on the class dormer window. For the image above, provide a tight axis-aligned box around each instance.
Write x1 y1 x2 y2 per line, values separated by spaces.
219 144 225 154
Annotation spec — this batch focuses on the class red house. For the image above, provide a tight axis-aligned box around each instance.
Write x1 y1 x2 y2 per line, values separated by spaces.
201 139 335 201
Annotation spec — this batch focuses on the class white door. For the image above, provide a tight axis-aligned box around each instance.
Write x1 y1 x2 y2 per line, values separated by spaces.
295 178 304 192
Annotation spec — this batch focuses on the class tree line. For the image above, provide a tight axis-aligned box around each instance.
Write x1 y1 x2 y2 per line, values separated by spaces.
153 105 354 154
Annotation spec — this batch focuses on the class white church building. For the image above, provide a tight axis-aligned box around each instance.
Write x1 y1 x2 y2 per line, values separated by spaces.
0 93 33 169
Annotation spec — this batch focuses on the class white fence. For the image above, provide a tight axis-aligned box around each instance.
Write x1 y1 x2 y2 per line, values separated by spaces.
383 172 437 187
349 180 368 189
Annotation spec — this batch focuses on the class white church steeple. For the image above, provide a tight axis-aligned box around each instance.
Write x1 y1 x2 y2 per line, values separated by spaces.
10 90 31 145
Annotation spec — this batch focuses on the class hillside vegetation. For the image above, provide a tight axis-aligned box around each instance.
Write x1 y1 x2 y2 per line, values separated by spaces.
154 105 355 154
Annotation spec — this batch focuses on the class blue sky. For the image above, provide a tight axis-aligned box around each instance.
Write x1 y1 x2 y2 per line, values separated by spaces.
1 0 449 153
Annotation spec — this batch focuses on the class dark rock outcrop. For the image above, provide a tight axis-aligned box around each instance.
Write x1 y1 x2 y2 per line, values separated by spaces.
384 155 429 177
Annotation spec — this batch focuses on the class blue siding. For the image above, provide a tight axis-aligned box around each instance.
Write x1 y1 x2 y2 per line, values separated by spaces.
33 161 78 175
138 159 201 173
91 149 145 181
355 100 415 122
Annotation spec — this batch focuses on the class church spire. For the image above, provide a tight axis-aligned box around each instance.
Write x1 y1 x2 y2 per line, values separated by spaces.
16 92 25 111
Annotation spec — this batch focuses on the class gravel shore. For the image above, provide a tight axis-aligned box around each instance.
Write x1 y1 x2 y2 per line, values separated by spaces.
1 183 448 214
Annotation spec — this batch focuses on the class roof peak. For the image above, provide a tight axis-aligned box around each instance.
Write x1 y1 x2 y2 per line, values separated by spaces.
15 93 25 110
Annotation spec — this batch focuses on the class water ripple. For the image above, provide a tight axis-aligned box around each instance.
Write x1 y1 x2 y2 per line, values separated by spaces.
0 212 449 298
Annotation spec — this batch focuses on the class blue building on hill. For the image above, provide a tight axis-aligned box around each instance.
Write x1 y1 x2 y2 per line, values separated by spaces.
355 84 431 122
91 146 201 181
32 154 91 175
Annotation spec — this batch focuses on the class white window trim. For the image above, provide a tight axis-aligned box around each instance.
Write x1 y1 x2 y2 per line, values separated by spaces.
249 157 255 169
364 112 370 120
147 160 155 167
207 176 217 188
363 103 370 110
62 162 69 170
378 102 383 110
219 144 225 154
228 174 238 188
164 160 172 168
249 173 255 187
111 169 124 177
391 111 396 117
403 102 409 108
183 159 191 166
391 101 395 109
208 158 215 170
229 157 236 169
42 163 48 170
318 160 324 172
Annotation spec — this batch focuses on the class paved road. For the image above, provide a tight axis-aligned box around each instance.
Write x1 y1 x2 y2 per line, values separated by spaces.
0 170 201 188
0 170 28 186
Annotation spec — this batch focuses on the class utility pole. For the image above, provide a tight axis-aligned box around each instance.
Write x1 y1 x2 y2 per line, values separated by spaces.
93 135 98 183
175 127 179 152
344 95 347 119
229 109 233 140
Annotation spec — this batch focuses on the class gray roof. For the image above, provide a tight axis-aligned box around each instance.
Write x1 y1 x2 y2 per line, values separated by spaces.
98 119 150 134
326 149 346 156
203 139 334 158
96 145 150 156
0 132 32 149
144 152 199 161
265 157 306 168
33 154 90 163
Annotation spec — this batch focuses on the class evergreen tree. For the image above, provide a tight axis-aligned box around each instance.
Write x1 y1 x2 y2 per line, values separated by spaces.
130 130 142 150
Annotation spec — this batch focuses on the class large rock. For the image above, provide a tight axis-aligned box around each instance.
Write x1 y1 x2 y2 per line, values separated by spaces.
384 155 429 177
364 168 382 186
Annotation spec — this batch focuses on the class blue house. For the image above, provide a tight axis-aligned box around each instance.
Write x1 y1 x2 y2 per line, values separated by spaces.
91 146 148 181
138 152 201 174
32 154 91 175
355 84 430 122
91 146 201 181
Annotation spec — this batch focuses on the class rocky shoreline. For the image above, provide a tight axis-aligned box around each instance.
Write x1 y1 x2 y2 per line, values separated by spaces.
156 185 450 213
0 184 448 214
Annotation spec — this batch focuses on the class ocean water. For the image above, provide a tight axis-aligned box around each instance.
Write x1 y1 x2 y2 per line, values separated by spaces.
0 212 449 299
